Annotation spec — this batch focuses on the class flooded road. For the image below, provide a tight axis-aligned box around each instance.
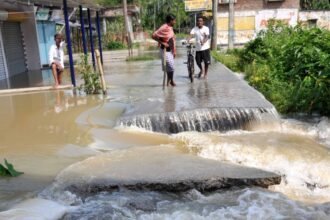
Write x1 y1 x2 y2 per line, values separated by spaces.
0 90 100 210
0 50 330 219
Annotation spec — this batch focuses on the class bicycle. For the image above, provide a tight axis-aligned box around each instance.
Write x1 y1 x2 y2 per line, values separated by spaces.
183 41 195 83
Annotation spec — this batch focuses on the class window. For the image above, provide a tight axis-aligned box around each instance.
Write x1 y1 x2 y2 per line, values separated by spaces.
219 0 237 4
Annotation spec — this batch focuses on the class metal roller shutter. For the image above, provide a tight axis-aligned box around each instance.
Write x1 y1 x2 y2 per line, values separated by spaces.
2 21 27 77
0 24 7 81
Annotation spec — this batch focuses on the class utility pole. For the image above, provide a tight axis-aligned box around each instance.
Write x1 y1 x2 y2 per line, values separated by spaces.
178 9 181 34
228 0 235 50
154 2 156 30
123 0 132 56
211 0 218 50
194 13 197 27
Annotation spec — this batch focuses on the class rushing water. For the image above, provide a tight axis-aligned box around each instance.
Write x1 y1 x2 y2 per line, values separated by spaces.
0 89 329 219
1 49 330 219
117 107 279 134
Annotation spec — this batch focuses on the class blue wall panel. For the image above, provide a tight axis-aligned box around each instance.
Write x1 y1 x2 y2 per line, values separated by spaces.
37 21 56 67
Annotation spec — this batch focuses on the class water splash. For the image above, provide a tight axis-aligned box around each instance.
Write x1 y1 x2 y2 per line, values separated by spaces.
0 198 73 220
173 130 330 203
279 117 330 148
117 107 279 134
57 189 330 219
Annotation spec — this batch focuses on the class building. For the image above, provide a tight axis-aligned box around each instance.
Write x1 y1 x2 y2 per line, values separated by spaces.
0 1 40 83
217 0 330 45
299 10 330 29
102 5 141 43
185 0 330 46
217 0 300 45
0 0 101 89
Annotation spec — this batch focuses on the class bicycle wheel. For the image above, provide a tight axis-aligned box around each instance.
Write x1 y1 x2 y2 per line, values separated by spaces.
188 55 194 83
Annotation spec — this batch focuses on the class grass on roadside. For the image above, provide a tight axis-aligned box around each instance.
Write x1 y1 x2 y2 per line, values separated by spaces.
211 21 330 116
175 33 189 39
126 55 156 62
211 50 243 73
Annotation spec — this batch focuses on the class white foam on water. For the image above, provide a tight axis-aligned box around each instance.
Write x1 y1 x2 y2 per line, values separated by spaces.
59 189 330 219
115 125 161 134
173 129 330 203
4 116 327 219
280 117 330 148
0 198 73 220
86 126 170 151
39 184 83 206
139 189 328 220
247 117 330 148
117 107 280 134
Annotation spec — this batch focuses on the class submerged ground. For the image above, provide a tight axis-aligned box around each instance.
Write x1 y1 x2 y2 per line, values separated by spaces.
0 48 329 219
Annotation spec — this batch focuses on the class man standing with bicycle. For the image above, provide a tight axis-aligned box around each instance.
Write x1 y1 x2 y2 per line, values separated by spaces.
189 16 211 79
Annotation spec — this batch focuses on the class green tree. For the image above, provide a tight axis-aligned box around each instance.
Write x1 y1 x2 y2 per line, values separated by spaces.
301 0 330 10
240 21 330 115
138 0 189 32
98 0 190 33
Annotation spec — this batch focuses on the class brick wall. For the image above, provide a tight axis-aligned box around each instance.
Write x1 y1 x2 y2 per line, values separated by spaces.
219 0 300 11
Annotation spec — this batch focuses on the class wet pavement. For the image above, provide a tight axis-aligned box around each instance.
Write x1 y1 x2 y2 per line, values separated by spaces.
57 145 281 195
0 47 274 115
106 47 275 117
1 47 330 219
0 69 55 90
0 50 152 90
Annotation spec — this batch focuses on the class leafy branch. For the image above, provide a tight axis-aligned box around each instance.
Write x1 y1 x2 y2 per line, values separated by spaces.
77 54 102 95
0 159 24 177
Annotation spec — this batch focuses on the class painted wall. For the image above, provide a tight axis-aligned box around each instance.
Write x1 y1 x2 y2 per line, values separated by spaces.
217 10 256 45
184 0 212 11
217 9 330 45
219 0 300 11
299 11 330 29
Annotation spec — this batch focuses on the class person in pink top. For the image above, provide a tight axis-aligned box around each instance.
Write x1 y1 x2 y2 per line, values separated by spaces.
152 14 177 86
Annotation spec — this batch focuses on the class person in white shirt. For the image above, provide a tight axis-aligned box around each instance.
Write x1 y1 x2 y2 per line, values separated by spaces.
49 33 64 86
189 17 211 78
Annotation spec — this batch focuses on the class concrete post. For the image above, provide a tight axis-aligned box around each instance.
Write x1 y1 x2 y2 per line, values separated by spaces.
228 0 235 50
211 0 218 50
103 18 107 34
123 0 132 57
